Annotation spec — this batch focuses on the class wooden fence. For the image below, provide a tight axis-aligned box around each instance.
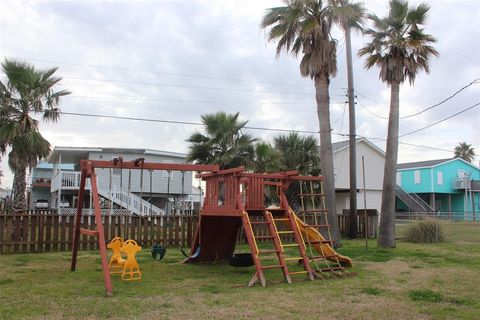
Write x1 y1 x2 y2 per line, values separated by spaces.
0 210 198 254
340 209 379 238
0 210 378 254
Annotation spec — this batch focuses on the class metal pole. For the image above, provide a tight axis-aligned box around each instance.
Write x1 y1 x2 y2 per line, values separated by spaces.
346 24 358 239
362 156 368 249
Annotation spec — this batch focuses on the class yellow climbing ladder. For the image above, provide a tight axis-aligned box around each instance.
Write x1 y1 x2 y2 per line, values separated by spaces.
242 210 314 287
297 181 352 275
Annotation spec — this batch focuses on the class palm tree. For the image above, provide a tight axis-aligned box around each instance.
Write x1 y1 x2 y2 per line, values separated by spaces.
0 59 70 211
358 0 438 248
261 0 342 243
331 0 365 238
274 132 320 174
250 142 281 173
186 112 256 170
273 132 321 211
0 104 7 186
454 142 475 163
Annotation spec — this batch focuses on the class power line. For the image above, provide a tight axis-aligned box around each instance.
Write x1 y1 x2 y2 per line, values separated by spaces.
399 101 480 138
59 111 458 153
60 75 320 96
355 77 480 120
332 100 348 126
399 78 480 119
7 55 347 90
354 90 379 105
357 100 388 119
66 95 349 106
365 136 453 153
60 111 322 134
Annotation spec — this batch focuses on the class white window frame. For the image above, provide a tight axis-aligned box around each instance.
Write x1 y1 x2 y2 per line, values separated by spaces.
414 170 421 184
437 171 443 185
396 172 402 186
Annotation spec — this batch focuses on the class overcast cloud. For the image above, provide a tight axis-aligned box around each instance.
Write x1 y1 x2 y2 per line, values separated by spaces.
0 0 479 188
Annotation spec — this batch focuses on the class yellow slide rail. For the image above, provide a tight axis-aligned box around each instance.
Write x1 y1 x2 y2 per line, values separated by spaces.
290 209 353 267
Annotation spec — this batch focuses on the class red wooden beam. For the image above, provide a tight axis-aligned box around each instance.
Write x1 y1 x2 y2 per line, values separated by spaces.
285 176 324 181
196 166 245 178
90 167 113 297
80 159 219 172
80 228 99 237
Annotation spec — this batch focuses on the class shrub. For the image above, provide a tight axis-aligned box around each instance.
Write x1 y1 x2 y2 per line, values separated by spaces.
403 219 445 243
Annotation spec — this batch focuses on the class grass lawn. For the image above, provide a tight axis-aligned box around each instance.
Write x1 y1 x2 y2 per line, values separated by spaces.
1 222 479 320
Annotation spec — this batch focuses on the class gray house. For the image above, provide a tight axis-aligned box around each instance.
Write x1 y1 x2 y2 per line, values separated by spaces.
30 146 197 215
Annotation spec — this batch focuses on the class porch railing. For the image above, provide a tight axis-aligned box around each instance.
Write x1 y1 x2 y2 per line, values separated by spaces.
51 171 91 192
50 170 165 216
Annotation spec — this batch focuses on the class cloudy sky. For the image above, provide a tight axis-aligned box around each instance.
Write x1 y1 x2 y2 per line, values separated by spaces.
0 0 479 188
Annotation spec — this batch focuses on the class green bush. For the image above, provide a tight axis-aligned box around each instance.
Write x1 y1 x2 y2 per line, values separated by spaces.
403 219 445 243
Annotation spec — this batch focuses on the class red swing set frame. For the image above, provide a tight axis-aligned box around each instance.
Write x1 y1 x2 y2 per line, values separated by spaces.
70 159 219 296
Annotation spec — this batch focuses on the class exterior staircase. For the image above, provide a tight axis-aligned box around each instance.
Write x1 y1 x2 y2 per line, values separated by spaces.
95 174 165 216
395 185 434 213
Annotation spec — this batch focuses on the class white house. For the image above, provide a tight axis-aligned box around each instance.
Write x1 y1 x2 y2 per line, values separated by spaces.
29 146 198 215
332 138 385 214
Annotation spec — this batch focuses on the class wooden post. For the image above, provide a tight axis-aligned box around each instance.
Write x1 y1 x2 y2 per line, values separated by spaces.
71 168 87 271
90 167 113 297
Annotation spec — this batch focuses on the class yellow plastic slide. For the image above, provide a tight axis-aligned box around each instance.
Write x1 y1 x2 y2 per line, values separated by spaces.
291 210 353 267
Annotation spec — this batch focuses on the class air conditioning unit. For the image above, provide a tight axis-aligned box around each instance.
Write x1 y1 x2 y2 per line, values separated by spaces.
456 178 471 189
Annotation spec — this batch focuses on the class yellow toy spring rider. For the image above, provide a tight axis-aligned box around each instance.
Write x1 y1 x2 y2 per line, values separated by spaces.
107 237 142 281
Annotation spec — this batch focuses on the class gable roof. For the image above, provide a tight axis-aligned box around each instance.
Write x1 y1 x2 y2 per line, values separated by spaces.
397 158 480 171
332 138 385 157
332 140 350 152
48 146 187 164
397 158 452 170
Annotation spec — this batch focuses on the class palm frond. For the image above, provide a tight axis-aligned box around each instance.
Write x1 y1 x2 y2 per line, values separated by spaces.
407 3 430 24
358 0 437 85
261 0 342 79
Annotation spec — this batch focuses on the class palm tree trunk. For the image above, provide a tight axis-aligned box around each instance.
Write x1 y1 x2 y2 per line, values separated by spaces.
378 81 400 248
345 25 358 239
12 166 27 212
314 72 340 246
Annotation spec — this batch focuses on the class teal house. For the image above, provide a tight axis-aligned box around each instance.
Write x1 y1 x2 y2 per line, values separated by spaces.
396 158 480 220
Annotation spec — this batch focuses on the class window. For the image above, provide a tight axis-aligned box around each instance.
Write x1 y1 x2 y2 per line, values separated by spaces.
437 171 443 185
414 170 421 184
396 172 402 186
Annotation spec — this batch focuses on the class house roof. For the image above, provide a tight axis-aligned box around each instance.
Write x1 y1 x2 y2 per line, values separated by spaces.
331 138 385 157
397 158 480 170
34 161 74 170
48 146 187 164
397 158 453 170
332 140 350 152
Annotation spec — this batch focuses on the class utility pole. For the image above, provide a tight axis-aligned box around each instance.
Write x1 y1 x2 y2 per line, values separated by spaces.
345 25 358 239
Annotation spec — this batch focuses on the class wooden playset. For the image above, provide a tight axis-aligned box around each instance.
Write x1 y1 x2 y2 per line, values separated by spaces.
70 158 352 296
186 167 352 287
